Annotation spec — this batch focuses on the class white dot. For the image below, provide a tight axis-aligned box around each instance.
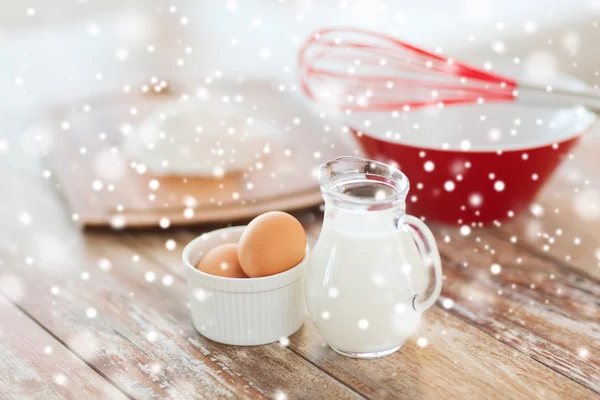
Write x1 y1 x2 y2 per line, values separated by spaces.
460 225 471 236
488 128 502 141
135 163 147 174
321 311 330 320
159 218 170 229
147 331 158 342
26 7 36 16
442 298 454 309
358 319 369 330
490 263 502 275
259 48 271 59
110 215 127 229
371 273 386 286
183 208 194 219
530 203 544 217
460 140 471 151
97 258 112 271
87 23 101 37
375 190 386 200
115 48 129 61
162 275 173 286
226 0 238 11
92 180 103 191
19 212 33 226
193 288 209 302
524 20 537 33
165 239 176 251
395 303 407 314
494 181 505 191
275 391 288 400
43 345 53 354
328 287 339 298
424 161 435 172
444 181 455 192
149 179 160 190
469 193 483 207
578 348 589 358
145 271 156 282
51 286 60 295
417 337 428 347
54 374 67 386
86 308 97 318
279 336 290 347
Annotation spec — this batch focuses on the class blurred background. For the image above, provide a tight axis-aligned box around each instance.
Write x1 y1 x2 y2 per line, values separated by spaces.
1 0 599 113
1 0 599 233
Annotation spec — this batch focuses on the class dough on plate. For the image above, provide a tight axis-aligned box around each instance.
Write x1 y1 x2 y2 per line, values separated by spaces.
122 87 276 177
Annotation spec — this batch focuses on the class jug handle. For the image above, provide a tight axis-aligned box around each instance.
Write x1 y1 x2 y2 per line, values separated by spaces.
399 215 443 312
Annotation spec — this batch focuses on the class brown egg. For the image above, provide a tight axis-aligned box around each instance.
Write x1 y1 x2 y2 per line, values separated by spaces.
238 211 307 278
196 243 248 278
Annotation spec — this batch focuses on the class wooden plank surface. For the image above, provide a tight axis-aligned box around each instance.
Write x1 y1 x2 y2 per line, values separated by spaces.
431 223 600 392
2 86 599 399
127 229 597 399
0 140 359 398
498 130 600 280
0 295 126 399
0 232 361 399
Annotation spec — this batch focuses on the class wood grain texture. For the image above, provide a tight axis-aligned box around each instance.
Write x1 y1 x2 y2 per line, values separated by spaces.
431 223 600 393
0 295 127 400
0 149 360 399
0 232 361 400
496 129 600 280
127 228 598 400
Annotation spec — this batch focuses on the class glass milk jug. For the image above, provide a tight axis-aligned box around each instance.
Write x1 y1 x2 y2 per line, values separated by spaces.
306 156 443 359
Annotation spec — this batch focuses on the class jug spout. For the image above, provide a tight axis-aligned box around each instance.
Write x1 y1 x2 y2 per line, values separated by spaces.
318 156 409 211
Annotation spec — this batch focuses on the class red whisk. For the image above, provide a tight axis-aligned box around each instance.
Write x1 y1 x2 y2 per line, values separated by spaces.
299 28 600 113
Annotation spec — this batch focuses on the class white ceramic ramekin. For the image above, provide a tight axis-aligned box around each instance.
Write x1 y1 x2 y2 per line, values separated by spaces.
182 226 307 346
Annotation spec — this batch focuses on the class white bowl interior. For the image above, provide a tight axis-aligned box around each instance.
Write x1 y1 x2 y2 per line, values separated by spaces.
345 69 596 151
348 103 595 152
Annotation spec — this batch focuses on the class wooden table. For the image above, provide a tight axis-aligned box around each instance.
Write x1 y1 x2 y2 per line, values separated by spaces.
1 118 600 399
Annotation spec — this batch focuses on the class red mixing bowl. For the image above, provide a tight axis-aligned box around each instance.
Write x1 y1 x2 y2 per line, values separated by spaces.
346 99 596 225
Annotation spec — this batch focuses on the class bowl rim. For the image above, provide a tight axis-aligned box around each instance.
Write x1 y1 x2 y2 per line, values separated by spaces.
182 225 308 292
348 117 595 154
347 104 597 153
